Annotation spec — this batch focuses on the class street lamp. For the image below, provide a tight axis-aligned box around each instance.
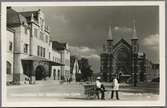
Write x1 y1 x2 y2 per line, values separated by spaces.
133 53 137 87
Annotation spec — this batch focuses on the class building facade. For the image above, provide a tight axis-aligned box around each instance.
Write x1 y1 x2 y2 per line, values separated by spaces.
6 28 15 84
6 7 70 85
100 23 159 84
52 41 70 81
145 60 159 82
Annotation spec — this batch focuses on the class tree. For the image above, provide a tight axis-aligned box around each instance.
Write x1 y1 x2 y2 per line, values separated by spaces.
79 58 93 81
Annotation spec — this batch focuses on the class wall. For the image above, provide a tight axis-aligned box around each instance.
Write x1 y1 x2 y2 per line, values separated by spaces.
50 48 62 80
12 25 30 84
6 29 14 82
60 45 70 80
30 23 50 59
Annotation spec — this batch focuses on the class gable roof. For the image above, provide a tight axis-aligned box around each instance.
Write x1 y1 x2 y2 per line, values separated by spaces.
19 11 39 23
7 7 28 27
113 38 131 50
52 41 66 51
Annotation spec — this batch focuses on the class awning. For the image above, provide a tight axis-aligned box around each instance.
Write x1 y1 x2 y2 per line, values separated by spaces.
22 56 64 66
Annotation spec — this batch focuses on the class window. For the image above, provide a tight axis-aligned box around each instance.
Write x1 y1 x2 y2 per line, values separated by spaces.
49 52 51 59
34 28 38 37
37 46 45 57
7 61 11 74
40 47 43 57
9 41 12 51
41 19 44 31
40 32 44 41
24 44 28 53
37 46 40 56
40 18 44 31
43 48 45 57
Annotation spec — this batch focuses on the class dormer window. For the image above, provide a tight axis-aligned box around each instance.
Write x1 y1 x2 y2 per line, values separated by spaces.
39 17 44 31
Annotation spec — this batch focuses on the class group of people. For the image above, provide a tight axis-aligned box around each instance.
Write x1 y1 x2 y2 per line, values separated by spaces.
95 76 120 100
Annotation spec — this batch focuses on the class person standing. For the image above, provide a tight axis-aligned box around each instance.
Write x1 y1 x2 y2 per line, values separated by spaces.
111 75 120 100
95 77 105 100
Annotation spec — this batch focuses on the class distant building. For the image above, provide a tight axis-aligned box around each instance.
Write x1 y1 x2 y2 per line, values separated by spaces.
52 41 71 81
70 56 81 82
100 23 159 83
49 41 62 80
145 60 159 82
6 7 70 84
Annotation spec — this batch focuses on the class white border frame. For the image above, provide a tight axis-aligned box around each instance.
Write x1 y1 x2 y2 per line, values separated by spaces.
1 1 165 107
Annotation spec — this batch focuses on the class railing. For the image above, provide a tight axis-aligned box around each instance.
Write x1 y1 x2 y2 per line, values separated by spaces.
83 84 96 99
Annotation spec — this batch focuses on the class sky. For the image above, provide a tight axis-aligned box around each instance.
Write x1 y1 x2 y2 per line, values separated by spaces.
13 6 159 73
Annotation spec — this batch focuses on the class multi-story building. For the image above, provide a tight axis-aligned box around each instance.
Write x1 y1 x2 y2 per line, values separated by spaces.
6 7 70 85
52 41 70 81
7 7 31 84
100 23 159 84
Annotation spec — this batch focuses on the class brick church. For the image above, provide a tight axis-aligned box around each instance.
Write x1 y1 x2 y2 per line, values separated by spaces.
100 22 146 84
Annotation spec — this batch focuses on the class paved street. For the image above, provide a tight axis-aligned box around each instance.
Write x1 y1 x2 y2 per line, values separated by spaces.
7 80 159 101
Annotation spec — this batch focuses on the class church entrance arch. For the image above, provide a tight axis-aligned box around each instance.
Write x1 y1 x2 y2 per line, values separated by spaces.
113 40 132 82
35 65 46 80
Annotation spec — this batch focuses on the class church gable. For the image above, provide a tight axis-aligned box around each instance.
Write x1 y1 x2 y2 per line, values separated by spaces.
113 38 131 52
112 38 132 77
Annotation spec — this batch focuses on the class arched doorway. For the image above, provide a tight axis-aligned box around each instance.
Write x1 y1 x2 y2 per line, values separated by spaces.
113 39 132 82
35 65 46 80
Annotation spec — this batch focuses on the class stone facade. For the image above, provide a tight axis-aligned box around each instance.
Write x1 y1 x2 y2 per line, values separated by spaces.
52 41 70 81
100 24 159 83
6 7 70 85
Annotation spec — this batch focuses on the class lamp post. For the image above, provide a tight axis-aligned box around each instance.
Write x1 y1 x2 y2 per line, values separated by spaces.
133 53 137 87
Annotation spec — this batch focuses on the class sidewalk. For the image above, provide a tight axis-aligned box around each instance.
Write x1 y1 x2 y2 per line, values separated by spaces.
6 80 159 101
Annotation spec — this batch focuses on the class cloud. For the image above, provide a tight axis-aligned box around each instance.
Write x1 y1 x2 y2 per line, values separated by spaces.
50 13 68 24
140 34 159 63
70 46 100 73
70 46 99 57
113 26 133 33
141 34 159 52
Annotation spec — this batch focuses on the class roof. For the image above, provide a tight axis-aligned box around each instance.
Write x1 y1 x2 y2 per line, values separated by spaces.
7 7 28 27
113 38 131 49
52 41 66 51
19 11 39 23
22 56 64 66
7 27 15 33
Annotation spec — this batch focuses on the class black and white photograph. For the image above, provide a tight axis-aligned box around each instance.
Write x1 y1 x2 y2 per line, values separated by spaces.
1 1 165 107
